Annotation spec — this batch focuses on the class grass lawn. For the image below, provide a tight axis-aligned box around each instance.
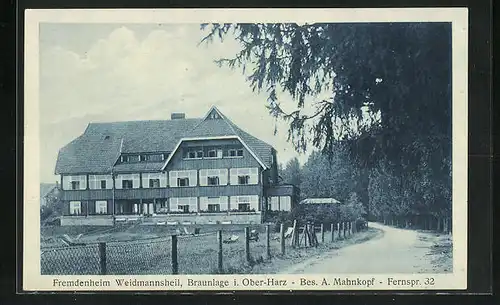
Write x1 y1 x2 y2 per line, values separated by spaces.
40 223 376 275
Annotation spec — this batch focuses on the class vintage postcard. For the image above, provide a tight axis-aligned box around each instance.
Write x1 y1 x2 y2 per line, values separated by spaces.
23 8 468 291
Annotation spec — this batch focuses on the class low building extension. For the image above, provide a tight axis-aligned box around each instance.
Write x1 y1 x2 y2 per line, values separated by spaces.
55 106 299 226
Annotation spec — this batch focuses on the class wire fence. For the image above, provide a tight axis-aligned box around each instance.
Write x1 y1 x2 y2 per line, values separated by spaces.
41 221 366 275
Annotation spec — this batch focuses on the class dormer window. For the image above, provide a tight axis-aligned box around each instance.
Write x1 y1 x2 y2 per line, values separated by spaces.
196 151 203 158
237 149 244 157
188 151 196 159
121 155 140 163
207 150 217 158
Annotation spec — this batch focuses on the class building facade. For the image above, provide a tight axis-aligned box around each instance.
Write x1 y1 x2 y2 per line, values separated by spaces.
55 106 298 226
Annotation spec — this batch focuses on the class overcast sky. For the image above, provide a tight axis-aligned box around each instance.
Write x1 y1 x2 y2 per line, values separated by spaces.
39 23 314 183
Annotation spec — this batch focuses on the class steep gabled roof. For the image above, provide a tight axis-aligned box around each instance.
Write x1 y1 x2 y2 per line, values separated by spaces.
55 106 274 174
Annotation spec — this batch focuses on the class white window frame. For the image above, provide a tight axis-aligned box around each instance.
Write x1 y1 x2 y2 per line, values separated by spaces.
141 172 167 188
230 168 258 185
170 197 197 213
169 170 197 187
115 174 140 189
200 196 228 212
199 168 228 186
230 195 259 212
89 174 113 190
207 149 217 158
62 175 87 190
95 200 107 214
69 201 82 215
269 196 280 211
279 196 292 211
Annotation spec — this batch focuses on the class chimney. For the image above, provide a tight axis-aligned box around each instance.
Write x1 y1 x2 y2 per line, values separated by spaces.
171 113 186 120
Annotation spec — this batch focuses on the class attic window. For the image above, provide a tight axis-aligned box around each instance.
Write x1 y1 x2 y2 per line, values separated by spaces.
207 109 221 120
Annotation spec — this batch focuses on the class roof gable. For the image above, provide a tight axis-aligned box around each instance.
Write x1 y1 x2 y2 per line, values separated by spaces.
55 107 274 174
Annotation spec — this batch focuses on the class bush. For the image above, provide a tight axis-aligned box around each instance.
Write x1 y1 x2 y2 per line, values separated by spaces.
265 193 366 228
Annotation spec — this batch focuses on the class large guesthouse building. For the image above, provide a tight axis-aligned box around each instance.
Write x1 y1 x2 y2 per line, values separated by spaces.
55 106 299 226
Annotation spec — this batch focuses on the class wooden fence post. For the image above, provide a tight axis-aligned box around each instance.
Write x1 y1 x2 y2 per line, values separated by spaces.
291 220 297 247
171 235 178 275
320 224 324 243
280 223 285 255
337 223 341 239
98 242 107 275
217 230 223 273
245 227 251 263
342 222 346 239
330 223 334 242
266 224 271 260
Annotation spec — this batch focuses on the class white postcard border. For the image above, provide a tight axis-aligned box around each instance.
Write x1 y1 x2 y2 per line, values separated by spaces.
23 8 468 291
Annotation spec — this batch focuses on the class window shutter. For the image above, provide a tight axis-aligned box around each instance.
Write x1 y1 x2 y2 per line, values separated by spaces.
220 196 228 211
160 173 167 187
199 197 207 211
219 169 228 185
80 176 87 190
230 169 238 185
169 172 177 187
249 168 258 184
199 170 207 186
142 174 149 189
250 196 259 211
189 171 197 186
230 196 238 210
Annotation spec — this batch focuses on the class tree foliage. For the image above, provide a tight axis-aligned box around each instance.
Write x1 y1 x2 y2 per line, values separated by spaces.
201 22 452 224
279 157 302 187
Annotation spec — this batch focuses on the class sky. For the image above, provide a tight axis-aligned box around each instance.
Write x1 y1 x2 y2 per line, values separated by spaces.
39 23 314 183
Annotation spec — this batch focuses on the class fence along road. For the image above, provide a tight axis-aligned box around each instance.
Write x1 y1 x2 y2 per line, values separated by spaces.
280 222 448 274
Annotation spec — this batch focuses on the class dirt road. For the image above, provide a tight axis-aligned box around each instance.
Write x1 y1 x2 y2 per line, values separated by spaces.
281 222 452 274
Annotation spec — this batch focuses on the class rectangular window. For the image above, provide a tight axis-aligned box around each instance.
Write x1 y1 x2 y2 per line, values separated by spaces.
207 176 219 186
169 170 197 187
269 196 280 211
144 154 163 162
207 150 217 158
279 196 292 211
178 178 189 187
69 201 81 215
199 169 228 186
207 204 220 212
187 151 196 159
170 197 197 213
122 180 133 189
229 149 237 157
230 168 258 185
122 155 140 162
95 200 107 214
178 205 189 213
200 196 228 211
89 175 112 190
63 175 86 190
230 196 259 212
196 151 203 158
149 179 160 188
237 149 244 157
71 181 80 190
115 174 140 189
238 175 250 185
142 172 167 188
